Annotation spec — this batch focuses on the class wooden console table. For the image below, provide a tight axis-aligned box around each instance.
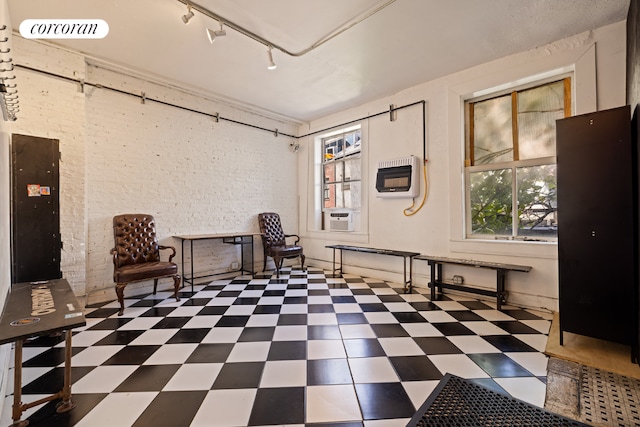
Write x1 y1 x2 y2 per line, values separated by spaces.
326 245 419 293
173 233 261 291
0 278 86 427
415 255 532 310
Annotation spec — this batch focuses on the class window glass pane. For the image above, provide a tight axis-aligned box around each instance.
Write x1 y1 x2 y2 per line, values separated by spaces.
323 162 342 184
344 181 361 209
324 140 335 161
517 164 557 236
518 81 564 160
324 136 345 159
343 156 360 181
344 130 362 155
324 179 362 209
469 168 513 235
473 95 513 165
324 183 339 208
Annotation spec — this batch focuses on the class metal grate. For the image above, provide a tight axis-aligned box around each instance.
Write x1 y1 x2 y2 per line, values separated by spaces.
407 373 589 427
580 365 640 427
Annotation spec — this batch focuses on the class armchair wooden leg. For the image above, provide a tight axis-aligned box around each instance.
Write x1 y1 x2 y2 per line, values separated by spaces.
300 254 306 271
274 257 282 278
115 283 126 316
173 275 181 301
153 278 158 295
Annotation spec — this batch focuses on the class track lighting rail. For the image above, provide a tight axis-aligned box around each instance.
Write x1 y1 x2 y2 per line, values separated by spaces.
176 0 397 57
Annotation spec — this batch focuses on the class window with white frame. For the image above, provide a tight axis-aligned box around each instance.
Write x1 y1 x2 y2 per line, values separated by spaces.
464 77 571 240
321 127 361 229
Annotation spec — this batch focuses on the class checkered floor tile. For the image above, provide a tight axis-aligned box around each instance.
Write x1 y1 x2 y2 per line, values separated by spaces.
1 267 552 426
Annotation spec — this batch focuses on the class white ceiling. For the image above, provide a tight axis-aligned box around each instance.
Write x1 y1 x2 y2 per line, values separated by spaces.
7 0 631 122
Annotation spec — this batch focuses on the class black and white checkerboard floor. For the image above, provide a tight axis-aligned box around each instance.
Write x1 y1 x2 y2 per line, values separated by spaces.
1 267 552 427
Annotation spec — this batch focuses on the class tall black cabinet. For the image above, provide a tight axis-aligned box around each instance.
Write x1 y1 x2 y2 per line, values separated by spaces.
557 105 637 355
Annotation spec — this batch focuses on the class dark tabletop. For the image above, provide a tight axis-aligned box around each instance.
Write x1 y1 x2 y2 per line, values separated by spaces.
0 278 86 345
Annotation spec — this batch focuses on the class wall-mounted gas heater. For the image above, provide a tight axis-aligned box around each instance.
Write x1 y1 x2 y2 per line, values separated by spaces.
376 155 420 198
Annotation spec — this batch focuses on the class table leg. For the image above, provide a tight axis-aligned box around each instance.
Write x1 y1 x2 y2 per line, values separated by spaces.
240 236 254 277
249 236 255 277
239 237 245 274
189 239 194 293
55 330 76 413
180 239 185 289
11 339 26 426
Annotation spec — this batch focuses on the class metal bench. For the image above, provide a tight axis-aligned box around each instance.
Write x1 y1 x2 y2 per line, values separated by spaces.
415 255 532 310
326 245 420 293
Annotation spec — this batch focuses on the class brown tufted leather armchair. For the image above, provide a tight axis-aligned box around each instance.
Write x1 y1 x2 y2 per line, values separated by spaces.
258 212 305 278
111 214 181 316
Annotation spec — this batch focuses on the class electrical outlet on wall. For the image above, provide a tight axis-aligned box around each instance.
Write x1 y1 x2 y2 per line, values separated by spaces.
231 262 239 270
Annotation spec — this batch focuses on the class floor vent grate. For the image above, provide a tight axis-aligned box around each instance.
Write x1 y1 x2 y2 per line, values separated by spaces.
580 365 640 427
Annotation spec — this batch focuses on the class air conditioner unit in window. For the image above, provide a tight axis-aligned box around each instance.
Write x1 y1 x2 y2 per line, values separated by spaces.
325 210 354 232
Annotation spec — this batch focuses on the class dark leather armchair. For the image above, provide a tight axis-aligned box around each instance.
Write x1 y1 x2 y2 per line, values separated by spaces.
258 212 305 278
111 214 181 316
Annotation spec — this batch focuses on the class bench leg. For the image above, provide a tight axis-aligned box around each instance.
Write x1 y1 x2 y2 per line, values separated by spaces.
331 248 343 278
496 269 506 311
429 262 436 301
403 256 411 293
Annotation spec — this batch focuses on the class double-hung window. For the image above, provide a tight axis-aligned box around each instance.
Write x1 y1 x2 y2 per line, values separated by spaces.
322 127 362 225
465 77 571 240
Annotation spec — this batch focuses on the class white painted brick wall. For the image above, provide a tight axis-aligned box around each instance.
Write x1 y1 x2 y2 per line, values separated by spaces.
11 38 300 302
10 38 87 296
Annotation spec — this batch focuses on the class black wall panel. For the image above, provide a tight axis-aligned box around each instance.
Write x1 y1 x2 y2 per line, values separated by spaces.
557 106 636 348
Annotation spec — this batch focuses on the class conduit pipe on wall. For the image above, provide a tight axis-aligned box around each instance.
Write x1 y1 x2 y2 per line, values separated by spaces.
15 61 431 211
15 63 427 153
15 63 298 138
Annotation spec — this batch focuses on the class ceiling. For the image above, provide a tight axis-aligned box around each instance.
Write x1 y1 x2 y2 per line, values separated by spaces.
6 0 631 123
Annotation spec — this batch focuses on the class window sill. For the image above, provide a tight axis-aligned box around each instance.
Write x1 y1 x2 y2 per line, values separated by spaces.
449 238 557 260
304 230 370 244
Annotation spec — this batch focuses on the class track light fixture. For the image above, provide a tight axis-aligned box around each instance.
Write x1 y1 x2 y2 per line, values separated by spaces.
181 5 194 24
267 47 277 70
206 21 226 44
